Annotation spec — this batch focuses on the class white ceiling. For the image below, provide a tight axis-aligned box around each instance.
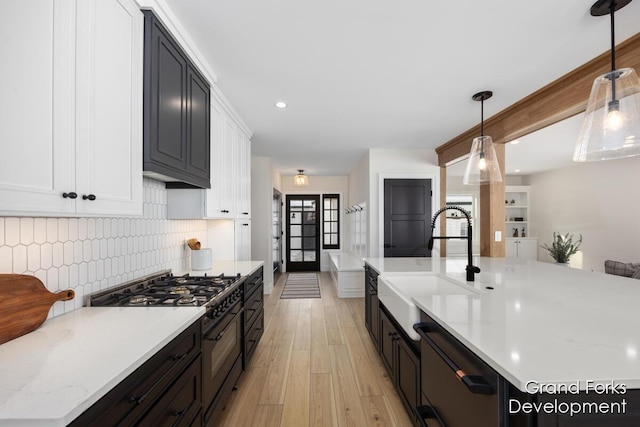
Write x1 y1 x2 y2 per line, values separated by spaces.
505 113 583 176
164 0 640 176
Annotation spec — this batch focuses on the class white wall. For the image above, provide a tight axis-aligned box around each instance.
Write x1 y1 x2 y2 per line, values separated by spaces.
250 156 278 293
349 151 370 206
528 155 640 271
281 175 349 271
0 178 209 318
207 220 235 261
347 152 370 256
368 149 441 257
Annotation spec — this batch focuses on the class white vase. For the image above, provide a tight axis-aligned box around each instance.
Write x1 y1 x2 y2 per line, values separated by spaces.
555 262 569 267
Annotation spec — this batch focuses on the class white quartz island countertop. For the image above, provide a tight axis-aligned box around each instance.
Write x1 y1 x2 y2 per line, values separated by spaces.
0 306 204 426
366 256 640 392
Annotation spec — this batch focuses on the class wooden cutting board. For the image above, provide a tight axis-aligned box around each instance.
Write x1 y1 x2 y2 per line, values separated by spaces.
0 274 75 345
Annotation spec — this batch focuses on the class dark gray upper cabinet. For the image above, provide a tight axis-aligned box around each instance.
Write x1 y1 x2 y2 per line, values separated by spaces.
143 11 211 189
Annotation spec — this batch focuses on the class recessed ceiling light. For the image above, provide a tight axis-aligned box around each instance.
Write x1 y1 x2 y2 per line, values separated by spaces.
514 169 521 173
510 140 520 145
275 101 287 109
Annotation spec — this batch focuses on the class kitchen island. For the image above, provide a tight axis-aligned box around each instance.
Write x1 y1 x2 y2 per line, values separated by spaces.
366 256 640 426
0 307 203 426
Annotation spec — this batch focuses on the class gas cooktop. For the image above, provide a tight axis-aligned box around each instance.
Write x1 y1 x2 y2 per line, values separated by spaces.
90 270 244 307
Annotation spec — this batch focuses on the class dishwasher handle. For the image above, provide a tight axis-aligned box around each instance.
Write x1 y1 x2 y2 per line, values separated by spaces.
413 322 495 395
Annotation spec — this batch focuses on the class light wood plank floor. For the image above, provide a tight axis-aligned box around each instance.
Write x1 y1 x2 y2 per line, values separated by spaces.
217 272 413 427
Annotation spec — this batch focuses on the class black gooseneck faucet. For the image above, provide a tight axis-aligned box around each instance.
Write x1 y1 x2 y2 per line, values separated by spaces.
427 206 481 282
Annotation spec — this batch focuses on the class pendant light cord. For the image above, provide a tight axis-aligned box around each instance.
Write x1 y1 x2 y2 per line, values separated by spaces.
480 99 484 137
480 98 485 153
610 1 616 72
609 1 618 106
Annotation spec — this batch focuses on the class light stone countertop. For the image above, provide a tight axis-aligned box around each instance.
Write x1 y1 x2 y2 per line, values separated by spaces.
364 256 437 274
329 252 365 271
0 306 204 426
179 260 264 277
368 256 640 392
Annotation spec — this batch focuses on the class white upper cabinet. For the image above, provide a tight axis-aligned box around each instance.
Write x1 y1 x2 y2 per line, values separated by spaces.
75 0 143 216
218 111 239 217
236 130 252 218
206 97 250 219
0 0 143 217
169 95 251 220
0 1 75 215
205 96 229 217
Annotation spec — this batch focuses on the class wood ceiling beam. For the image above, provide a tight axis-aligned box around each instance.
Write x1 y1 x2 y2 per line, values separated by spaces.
436 32 640 166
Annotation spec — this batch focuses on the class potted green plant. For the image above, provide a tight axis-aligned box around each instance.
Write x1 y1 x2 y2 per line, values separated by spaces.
541 232 582 264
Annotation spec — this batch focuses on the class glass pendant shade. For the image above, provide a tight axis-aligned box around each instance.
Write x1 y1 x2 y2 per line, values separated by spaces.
574 68 640 161
463 135 503 185
293 170 308 186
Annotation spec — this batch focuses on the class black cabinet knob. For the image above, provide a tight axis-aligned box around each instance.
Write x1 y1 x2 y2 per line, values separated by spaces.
82 194 96 201
242 212 249 215
62 192 77 199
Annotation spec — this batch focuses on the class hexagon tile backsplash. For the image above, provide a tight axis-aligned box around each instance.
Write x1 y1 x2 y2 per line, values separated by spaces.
0 178 209 319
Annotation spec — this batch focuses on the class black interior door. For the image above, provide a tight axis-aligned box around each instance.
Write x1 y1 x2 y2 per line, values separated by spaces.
286 195 320 272
383 179 432 257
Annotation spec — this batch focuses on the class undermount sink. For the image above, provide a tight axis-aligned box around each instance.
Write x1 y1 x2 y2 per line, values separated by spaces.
378 273 477 340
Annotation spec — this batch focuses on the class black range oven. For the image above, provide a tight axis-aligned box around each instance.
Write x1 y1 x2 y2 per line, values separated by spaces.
90 270 246 427
200 285 243 426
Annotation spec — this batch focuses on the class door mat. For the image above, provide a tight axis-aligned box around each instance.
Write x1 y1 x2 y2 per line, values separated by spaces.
280 273 321 299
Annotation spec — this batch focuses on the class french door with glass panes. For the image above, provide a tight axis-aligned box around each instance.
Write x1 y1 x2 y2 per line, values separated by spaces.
286 195 320 271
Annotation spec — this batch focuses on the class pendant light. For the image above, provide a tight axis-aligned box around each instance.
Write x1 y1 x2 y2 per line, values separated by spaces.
463 91 503 185
574 0 640 162
293 169 308 187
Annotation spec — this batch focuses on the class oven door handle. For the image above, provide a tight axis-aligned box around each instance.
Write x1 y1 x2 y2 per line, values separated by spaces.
209 331 224 341
413 323 495 395
203 306 244 339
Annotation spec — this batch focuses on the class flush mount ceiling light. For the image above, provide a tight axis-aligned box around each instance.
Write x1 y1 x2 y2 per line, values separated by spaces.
574 0 640 162
275 101 287 109
463 91 503 185
293 169 308 187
